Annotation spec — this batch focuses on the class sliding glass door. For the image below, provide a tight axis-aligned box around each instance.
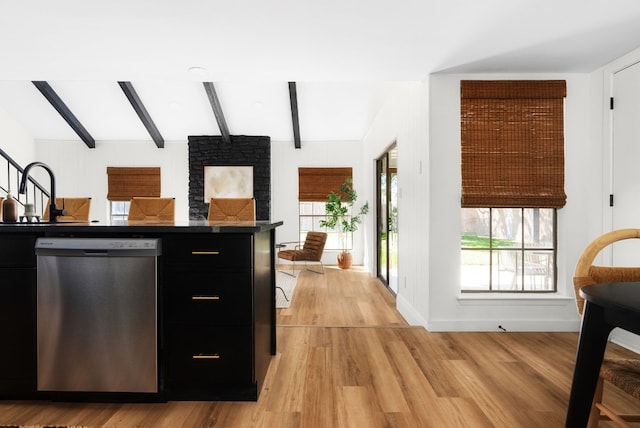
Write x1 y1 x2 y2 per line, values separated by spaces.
376 145 398 293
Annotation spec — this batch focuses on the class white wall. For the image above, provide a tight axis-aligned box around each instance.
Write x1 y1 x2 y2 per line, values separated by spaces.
362 82 430 324
0 107 38 204
34 140 189 222
427 73 599 332
0 105 36 172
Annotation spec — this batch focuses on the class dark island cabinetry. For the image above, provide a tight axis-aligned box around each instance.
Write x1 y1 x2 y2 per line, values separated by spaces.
0 220 279 402
163 233 267 400
0 234 39 398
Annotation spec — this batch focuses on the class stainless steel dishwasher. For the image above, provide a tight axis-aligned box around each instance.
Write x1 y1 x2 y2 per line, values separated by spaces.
35 237 161 393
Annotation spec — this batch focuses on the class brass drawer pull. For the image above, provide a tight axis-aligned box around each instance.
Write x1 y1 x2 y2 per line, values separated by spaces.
191 251 220 255
193 354 220 360
191 295 220 301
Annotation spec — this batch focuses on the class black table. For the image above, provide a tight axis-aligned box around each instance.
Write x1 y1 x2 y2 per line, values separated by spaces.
566 282 640 427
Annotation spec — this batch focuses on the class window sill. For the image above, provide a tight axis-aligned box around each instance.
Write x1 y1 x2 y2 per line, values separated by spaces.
457 293 574 306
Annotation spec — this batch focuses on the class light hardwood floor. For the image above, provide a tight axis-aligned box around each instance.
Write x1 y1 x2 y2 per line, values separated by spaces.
1 266 639 427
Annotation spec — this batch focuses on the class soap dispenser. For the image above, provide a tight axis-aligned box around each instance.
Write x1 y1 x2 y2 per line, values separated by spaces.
2 192 18 223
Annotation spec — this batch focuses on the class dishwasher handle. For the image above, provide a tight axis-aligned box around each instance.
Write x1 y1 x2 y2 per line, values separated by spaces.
83 249 109 256
37 248 160 257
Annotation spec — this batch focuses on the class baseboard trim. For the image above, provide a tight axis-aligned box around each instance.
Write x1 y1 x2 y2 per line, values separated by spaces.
396 294 581 332
426 319 581 332
396 294 429 327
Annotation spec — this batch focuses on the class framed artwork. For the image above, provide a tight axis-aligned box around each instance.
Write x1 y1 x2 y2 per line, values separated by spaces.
204 166 253 202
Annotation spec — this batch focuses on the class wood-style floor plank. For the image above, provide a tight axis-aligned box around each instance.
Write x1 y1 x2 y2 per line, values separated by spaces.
1 266 639 427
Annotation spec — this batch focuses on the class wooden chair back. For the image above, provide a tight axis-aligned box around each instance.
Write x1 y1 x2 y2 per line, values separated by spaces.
127 197 175 222
208 198 255 222
43 197 91 222
573 228 640 315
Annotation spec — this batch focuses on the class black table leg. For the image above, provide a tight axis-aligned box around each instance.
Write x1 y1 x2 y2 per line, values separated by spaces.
565 302 614 427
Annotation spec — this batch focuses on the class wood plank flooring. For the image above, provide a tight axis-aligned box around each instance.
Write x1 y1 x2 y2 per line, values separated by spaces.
1 266 639 427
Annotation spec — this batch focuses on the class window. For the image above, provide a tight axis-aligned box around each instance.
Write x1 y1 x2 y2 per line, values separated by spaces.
461 208 556 291
299 201 353 250
298 167 352 250
110 200 130 222
106 167 161 223
460 80 566 292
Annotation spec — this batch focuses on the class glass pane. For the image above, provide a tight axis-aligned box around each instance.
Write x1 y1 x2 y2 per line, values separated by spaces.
344 232 353 250
312 217 326 231
523 250 554 291
299 202 313 215
379 155 388 283
325 232 342 250
110 201 130 222
493 250 521 291
312 202 326 215
492 208 522 248
112 201 130 215
461 208 491 248
388 169 398 292
523 208 554 248
461 250 490 290
380 236 388 280
299 216 313 231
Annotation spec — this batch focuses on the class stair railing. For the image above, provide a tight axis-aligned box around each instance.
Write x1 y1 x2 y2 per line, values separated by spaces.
0 147 50 218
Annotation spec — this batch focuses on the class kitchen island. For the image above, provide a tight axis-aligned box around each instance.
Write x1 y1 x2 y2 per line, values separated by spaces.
0 220 282 402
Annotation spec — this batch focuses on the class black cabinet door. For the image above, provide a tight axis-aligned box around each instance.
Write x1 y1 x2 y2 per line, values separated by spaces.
0 268 36 396
0 234 37 268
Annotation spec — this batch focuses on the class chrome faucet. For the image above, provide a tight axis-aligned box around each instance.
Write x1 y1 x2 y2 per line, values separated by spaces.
18 161 65 223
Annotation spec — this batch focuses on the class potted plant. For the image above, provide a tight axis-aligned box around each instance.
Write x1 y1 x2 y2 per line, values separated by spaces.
319 178 369 269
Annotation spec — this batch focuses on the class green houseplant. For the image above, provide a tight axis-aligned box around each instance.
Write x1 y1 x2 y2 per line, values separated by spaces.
319 178 369 269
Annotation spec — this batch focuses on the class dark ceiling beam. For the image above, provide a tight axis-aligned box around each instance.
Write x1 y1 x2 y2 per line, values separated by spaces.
288 82 301 149
118 81 164 148
32 81 96 148
203 82 231 145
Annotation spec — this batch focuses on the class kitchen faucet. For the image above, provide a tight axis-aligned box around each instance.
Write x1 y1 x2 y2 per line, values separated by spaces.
18 161 65 222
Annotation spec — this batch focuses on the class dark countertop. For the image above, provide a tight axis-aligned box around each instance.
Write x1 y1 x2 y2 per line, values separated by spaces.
0 219 283 234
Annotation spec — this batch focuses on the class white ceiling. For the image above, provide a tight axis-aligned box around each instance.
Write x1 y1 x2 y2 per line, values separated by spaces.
1 0 640 144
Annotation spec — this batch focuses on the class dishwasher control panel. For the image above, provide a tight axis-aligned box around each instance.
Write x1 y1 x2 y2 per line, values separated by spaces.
35 238 161 255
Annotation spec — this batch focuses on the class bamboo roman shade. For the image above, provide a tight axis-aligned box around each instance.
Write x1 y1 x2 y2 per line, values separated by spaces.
298 167 352 202
461 80 567 208
106 167 161 201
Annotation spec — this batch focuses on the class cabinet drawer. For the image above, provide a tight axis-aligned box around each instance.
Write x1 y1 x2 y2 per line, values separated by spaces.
165 325 253 388
163 235 252 268
165 269 252 324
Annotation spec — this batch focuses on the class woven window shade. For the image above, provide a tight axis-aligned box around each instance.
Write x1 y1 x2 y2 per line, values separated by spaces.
107 167 161 201
298 167 352 202
461 80 567 208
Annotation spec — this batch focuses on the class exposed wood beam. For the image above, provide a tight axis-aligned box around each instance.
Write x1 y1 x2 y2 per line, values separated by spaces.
288 82 301 149
203 82 231 145
32 81 96 148
118 81 164 148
